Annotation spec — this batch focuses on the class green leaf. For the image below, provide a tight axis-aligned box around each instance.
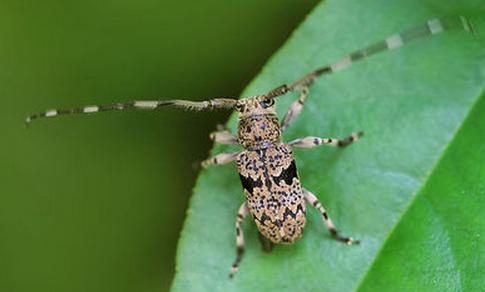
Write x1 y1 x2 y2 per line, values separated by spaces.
357 88 485 292
172 1 485 291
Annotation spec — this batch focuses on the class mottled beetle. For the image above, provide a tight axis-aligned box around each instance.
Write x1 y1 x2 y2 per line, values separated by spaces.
26 15 473 278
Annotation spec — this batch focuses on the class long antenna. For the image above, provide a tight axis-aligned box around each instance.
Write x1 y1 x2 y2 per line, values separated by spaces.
26 15 474 124
266 15 474 98
25 98 237 125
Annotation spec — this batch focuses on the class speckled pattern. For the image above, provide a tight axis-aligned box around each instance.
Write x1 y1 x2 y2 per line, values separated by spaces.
224 92 363 278
237 113 280 149
237 145 306 244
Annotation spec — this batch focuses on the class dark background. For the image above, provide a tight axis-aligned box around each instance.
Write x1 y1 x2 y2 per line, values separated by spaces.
0 1 318 291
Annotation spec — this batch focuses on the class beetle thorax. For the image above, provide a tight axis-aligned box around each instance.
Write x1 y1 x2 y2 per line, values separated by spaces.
237 114 281 149
234 96 281 150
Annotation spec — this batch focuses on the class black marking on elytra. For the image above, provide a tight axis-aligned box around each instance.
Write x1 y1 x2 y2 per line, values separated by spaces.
281 236 293 243
254 204 304 227
272 160 298 186
256 212 272 225
264 177 273 190
283 204 305 220
239 174 263 194
274 219 282 228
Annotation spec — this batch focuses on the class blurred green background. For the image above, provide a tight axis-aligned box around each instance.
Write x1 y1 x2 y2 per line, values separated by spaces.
0 0 318 291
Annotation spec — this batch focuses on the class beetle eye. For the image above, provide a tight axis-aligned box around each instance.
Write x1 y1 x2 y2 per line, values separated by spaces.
260 99 274 108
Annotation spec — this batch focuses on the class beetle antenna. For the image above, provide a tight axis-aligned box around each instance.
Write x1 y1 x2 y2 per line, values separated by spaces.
266 15 474 98
25 98 238 125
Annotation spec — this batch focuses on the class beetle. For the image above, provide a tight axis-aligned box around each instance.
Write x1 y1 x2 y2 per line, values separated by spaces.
26 15 473 278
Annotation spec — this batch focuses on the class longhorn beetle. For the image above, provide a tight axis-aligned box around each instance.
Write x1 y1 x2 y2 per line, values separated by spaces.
26 15 473 278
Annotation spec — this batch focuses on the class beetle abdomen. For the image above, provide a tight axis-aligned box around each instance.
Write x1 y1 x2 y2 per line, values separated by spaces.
237 145 306 244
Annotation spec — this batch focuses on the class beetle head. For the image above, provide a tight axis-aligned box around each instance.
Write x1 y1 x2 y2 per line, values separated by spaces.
234 95 276 118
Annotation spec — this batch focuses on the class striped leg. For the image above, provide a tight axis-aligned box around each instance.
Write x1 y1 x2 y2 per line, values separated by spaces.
289 132 363 149
201 152 239 169
26 98 237 125
258 231 274 252
229 202 249 278
303 188 358 245
209 125 237 145
280 86 309 131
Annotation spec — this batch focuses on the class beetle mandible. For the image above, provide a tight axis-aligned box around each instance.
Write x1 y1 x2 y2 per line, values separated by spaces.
26 15 473 278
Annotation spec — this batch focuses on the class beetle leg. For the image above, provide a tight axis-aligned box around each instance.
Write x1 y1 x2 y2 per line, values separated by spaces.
257 231 274 253
200 152 239 169
280 86 309 131
303 188 359 245
229 202 249 278
209 125 237 145
288 131 364 149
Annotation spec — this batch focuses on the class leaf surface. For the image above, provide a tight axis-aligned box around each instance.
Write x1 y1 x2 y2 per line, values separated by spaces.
172 0 485 291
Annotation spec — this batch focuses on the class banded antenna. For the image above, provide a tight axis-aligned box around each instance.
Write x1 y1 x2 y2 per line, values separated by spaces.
266 15 474 98
26 15 473 125
26 98 237 125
